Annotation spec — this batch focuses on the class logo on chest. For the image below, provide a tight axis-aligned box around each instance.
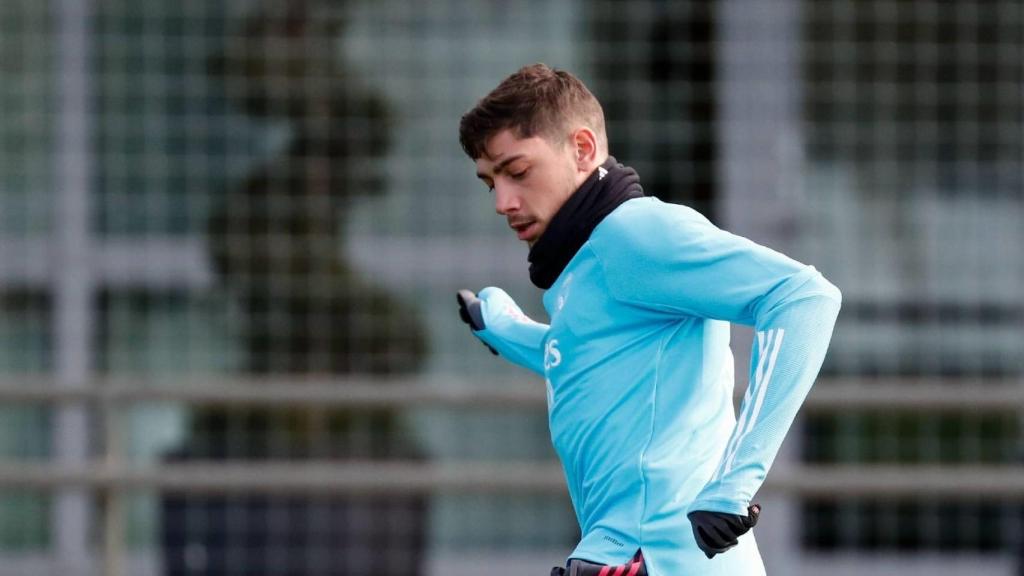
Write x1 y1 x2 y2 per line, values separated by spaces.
544 338 562 371
555 273 574 313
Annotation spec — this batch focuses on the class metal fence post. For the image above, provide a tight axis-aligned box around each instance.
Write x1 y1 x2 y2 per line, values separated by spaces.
55 0 95 572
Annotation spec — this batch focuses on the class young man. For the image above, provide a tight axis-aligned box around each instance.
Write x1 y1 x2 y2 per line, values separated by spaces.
456 63 841 576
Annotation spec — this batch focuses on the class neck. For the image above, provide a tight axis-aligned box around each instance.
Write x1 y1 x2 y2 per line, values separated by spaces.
575 154 610 189
528 156 644 289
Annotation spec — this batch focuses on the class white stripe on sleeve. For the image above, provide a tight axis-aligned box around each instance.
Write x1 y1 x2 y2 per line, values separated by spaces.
715 328 786 480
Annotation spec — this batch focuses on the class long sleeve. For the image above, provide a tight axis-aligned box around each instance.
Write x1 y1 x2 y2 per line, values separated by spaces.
591 199 841 516
473 286 550 376
690 288 839 514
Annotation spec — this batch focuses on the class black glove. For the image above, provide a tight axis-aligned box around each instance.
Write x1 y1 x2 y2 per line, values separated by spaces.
456 289 498 355
687 504 760 559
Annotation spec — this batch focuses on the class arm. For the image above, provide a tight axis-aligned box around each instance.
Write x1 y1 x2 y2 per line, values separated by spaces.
456 287 549 375
689 281 840 514
593 202 841 553
685 274 839 557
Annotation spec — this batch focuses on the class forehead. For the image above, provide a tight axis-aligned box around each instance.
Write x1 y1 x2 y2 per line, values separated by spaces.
475 130 555 172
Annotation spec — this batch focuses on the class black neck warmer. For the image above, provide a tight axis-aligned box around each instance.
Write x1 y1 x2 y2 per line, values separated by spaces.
528 156 645 289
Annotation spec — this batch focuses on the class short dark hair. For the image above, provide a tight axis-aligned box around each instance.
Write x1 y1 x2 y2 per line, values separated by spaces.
458 63 606 159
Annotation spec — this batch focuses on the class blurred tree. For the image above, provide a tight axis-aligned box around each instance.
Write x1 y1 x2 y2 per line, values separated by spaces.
163 2 427 575
207 0 424 375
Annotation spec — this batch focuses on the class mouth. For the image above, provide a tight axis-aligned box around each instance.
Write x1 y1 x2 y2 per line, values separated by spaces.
509 220 539 241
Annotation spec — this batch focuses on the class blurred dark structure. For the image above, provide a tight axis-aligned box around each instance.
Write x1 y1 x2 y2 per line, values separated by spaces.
160 2 427 574
586 0 719 222
799 0 1024 559
1 0 1020 571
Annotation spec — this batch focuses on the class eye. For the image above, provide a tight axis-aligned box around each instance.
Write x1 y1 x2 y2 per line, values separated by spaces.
510 169 528 180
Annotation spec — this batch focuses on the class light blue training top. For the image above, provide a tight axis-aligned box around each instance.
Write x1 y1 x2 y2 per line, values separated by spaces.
472 197 841 576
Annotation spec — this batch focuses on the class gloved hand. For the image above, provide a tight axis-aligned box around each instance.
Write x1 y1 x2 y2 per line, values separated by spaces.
456 289 498 355
687 504 761 559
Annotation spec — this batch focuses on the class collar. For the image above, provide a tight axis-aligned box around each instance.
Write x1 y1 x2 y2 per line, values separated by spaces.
527 156 644 289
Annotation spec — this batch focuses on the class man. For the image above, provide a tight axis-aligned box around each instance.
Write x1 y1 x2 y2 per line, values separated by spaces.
456 63 841 576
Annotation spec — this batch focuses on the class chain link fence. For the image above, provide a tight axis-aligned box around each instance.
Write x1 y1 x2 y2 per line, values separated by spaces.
1 0 1021 574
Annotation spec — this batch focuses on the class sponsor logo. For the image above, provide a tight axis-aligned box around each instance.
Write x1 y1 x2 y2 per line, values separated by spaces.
603 535 625 547
544 338 561 370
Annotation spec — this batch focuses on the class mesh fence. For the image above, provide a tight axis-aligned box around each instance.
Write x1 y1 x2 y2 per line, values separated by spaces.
0 0 1022 575
799 0 1023 560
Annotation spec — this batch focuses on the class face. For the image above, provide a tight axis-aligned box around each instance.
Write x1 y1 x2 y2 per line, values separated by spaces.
475 129 585 246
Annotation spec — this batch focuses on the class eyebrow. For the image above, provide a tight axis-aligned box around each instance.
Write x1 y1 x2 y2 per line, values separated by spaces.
476 154 526 180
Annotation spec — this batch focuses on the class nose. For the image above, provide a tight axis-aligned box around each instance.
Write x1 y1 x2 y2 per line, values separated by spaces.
494 184 519 215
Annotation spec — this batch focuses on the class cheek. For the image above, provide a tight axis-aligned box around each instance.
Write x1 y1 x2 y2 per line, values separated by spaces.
524 165 573 221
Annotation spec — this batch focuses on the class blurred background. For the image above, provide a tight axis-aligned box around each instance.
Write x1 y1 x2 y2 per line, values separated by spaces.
0 0 1022 574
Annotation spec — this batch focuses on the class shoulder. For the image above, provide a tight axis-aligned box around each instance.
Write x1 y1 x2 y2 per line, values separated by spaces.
585 197 725 311
605 196 711 227
590 197 717 260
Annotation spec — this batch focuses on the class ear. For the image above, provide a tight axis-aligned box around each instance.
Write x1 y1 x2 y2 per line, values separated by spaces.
570 127 599 172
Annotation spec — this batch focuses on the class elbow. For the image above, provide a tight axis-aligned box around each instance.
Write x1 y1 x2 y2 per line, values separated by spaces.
817 274 842 309
809 273 843 328
757 267 842 320
800 266 841 308
785 269 843 318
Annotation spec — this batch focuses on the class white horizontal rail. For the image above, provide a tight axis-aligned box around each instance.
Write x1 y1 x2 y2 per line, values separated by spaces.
0 462 1021 498
0 377 1019 410
0 237 211 289
767 465 1024 498
0 551 1014 576
0 379 546 408
0 378 1019 498
0 235 520 289
0 462 562 494
803 377 1024 411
